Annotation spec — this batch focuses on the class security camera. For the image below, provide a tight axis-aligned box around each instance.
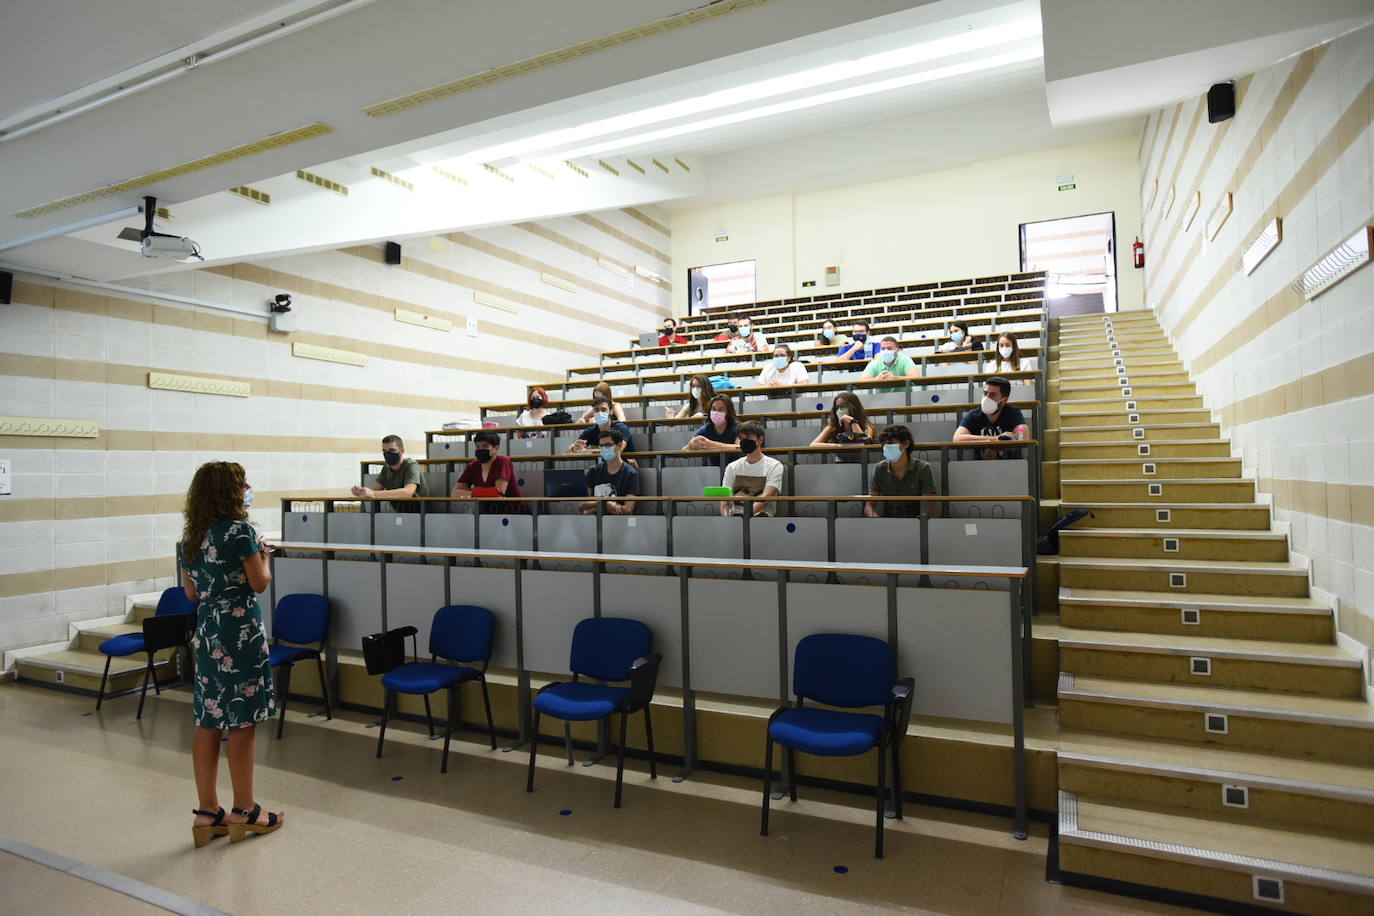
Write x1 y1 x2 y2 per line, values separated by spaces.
140 235 202 260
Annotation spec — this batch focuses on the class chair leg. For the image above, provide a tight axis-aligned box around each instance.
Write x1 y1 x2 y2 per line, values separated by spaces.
480 677 496 750
375 689 391 759
874 741 888 860
151 652 162 696
761 736 774 836
136 655 154 719
95 656 112 711
422 694 435 738
441 686 455 774
613 712 629 809
276 664 292 740
891 740 904 820
787 748 798 802
563 722 574 765
644 707 657 780
315 655 333 720
526 710 541 792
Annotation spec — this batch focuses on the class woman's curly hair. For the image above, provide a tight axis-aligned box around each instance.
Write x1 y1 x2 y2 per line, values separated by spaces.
181 462 248 562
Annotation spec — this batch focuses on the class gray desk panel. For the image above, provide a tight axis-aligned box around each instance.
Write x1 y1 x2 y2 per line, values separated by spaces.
765 427 821 448
602 516 668 575
521 571 593 676
478 514 533 569
283 512 324 544
785 583 889 685
927 518 1022 590
650 428 696 452
660 466 723 515
687 579 779 699
672 516 743 578
375 513 423 549
325 559 383 650
946 460 1029 519
508 436 554 458
429 440 469 460
449 567 517 668
327 513 372 545
269 559 324 633
834 518 922 586
897 588 1011 724
424 514 475 566
599 574 683 688
748 517 828 582
536 516 596 572
384 564 446 653
512 469 544 501
742 398 797 415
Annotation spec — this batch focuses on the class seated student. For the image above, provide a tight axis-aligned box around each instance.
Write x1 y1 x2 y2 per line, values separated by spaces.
352 435 428 511
668 373 713 420
815 319 848 351
452 431 524 511
569 396 635 452
577 381 629 424
865 424 937 518
938 320 980 353
836 319 881 361
992 333 1037 374
724 315 769 354
810 391 877 445
719 421 783 518
580 428 638 515
756 344 810 387
712 316 740 342
658 317 689 347
863 337 922 391
685 395 739 451
954 376 1029 460
515 387 551 438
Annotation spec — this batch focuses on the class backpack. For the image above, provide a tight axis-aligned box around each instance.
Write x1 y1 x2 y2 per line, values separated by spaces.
541 410 573 425
1037 508 1095 555
710 375 738 390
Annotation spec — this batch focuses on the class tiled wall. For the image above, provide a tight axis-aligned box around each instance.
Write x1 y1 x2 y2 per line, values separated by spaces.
0 208 670 652
1140 26 1374 671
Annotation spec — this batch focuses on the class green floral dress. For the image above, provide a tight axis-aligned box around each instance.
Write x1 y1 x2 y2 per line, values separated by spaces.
180 518 275 729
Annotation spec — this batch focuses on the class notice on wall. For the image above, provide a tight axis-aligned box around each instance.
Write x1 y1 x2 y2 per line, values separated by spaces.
0 459 10 496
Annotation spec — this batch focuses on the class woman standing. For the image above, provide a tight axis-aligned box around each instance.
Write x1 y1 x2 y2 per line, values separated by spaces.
181 461 283 847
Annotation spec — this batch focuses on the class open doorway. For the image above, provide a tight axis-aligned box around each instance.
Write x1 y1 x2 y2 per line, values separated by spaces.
1019 212 1117 316
687 259 756 316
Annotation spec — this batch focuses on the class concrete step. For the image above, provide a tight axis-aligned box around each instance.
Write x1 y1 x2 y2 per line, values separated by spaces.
1057 791 1374 912
1058 408 1213 427
1057 674 1374 765
1058 555 1309 597
1058 457 1242 480
1043 499 1272 531
1059 526 1288 562
14 647 176 695
1056 353 1180 370
1058 313 1160 329
1059 370 1192 388
1057 586 1333 643
75 623 142 652
1058 423 1221 443
1059 478 1254 504
1056 381 1199 400
1057 439 1234 461
1049 393 1203 411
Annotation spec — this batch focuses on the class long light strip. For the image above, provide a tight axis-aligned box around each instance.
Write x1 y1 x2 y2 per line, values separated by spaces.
426 18 1042 171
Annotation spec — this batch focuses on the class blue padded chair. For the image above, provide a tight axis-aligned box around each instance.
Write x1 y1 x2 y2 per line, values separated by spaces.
375 605 496 773
761 633 914 859
526 617 661 808
269 594 332 739
96 587 197 718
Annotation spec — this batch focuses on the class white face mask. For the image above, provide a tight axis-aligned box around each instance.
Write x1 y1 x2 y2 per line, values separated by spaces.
999 346 1014 359
690 386 702 400
835 407 850 419
981 395 1000 414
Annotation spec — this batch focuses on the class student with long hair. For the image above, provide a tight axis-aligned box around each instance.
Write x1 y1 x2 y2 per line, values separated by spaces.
810 391 877 445
686 395 740 450
992 334 1036 373
181 461 283 846
577 381 629 424
670 374 714 419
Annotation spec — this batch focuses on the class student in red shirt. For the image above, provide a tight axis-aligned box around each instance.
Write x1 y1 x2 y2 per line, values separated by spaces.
451 430 524 512
658 317 688 346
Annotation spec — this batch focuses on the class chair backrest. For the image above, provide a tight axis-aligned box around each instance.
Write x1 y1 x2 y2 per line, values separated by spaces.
274 594 330 645
430 604 495 664
793 633 895 708
155 586 198 616
569 617 652 682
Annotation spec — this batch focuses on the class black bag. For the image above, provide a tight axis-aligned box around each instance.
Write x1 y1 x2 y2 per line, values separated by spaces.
1037 508 1095 555
542 410 573 425
361 626 418 675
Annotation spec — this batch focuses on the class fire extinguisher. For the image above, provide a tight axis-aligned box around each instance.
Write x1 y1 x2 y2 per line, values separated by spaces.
1132 237 1145 269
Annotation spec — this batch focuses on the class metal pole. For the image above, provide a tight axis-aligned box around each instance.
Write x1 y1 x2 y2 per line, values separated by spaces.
1009 579 1028 840
674 563 697 783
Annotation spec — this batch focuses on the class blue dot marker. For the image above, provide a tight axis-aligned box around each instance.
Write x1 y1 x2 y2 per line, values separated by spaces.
833 865 849 874
559 809 573 816
502 518 510 527
81 712 93 717
931 395 940 403
786 523 796 533
391 776 404 782
302 515 309 522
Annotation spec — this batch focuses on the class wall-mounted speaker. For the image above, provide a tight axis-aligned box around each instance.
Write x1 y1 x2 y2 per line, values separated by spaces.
384 241 401 265
1207 82 1235 123
0 270 11 305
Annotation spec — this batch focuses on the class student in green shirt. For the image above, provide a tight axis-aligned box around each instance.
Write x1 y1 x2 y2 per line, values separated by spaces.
351 434 427 511
862 337 922 392
865 424 937 519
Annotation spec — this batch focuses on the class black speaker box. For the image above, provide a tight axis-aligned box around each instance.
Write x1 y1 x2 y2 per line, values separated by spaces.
1207 82 1235 123
384 241 402 265
0 270 11 305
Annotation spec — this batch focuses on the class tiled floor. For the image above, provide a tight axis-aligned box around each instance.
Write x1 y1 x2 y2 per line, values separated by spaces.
0 682 1192 915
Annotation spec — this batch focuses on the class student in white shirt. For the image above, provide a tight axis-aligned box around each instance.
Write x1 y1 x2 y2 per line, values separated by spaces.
724 315 769 354
756 344 810 388
992 333 1037 374
719 421 784 517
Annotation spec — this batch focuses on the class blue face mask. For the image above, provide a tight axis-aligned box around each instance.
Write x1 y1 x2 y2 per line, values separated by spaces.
882 444 903 463
599 445 618 462
822 328 834 340
738 325 750 337
242 487 254 508
880 349 897 365
594 411 610 426
951 330 965 343
773 356 789 370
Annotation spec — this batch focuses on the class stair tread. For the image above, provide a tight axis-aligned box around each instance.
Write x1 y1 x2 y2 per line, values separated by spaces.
1059 731 1374 796
1056 501 1266 510
1069 795 1374 881
1061 673 1374 724
1058 556 1305 573
1059 439 1232 447
1059 457 1235 465
1060 586 1328 612
19 648 156 675
1056 423 1216 431
1039 621 1358 663
81 623 141 637
1060 527 1282 539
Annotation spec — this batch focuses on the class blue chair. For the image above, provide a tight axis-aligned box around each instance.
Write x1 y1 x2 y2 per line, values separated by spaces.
374 605 496 773
269 594 332 739
761 633 914 859
95 587 198 718
526 617 661 808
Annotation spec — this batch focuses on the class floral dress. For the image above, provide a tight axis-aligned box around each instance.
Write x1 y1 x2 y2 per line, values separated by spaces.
180 518 275 729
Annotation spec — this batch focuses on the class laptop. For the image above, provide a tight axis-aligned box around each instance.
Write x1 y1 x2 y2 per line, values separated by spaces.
637 331 660 348
544 468 589 498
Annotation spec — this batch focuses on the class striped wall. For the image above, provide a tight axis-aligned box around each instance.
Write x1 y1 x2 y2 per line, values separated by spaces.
0 207 670 652
1139 25 1374 669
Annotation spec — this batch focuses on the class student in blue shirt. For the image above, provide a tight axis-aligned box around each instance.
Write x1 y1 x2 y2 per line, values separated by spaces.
837 319 881 361
954 377 1028 460
568 396 635 453
685 395 740 451
580 428 639 515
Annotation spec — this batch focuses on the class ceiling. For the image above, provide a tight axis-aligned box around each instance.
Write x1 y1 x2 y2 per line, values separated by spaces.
1 0 1368 282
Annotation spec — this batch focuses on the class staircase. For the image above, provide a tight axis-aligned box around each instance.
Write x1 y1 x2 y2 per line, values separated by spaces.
11 596 179 698
1044 312 1374 913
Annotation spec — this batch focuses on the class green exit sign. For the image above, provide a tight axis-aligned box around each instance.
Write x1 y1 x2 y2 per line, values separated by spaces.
1057 183 1077 191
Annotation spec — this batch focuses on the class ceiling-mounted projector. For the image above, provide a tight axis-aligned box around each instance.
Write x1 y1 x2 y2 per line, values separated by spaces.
140 235 201 260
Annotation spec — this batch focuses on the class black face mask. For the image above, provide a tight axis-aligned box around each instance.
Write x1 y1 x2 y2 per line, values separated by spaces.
529 396 544 408
383 451 402 466
474 448 492 463
738 439 758 454
661 328 671 337
853 332 867 341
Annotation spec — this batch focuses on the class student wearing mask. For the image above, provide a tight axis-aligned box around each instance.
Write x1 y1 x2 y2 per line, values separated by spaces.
577 381 628 424
865 425 938 518
580 428 638 515
992 334 1036 373
756 344 810 387
954 376 1028 460
862 337 922 391
712 316 740 342
352 435 427 510
837 320 880 361
815 320 848 350
810 391 877 445
570 396 635 452
669 374 714 420
686 395 740 451
724 315 769 354
658 318 688 347
720 421 783 518
939 321 980 353
515 387 552 437
453 430 524 510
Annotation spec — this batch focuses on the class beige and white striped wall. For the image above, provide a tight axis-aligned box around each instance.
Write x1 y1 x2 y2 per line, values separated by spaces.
0 207 670 652
1139 24 1374 670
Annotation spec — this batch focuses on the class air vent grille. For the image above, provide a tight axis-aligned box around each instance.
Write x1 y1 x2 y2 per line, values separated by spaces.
371 167 414 191
228 185 272 206
295 169 349 196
